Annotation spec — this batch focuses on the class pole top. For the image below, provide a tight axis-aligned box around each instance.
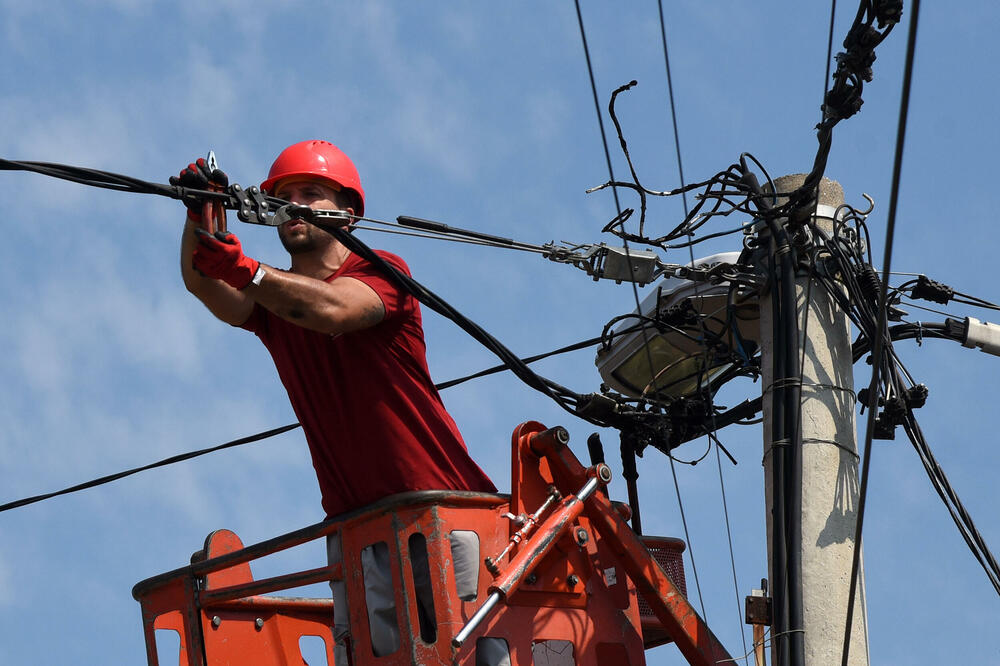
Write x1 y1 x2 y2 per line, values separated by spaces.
766 174 845 208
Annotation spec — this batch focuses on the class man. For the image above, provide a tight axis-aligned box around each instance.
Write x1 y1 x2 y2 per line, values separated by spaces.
175 139 496 657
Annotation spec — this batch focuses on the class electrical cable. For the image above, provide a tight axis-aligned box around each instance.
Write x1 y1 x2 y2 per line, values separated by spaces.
823 0 839 126
573 4 668 547
765 231 792 666
0 326 620 514
574 0 622 215
901 409 1000 594
714 433 750 662
0 423 301 514
655 5 733 646
843 1 921 662
349 221 549 255
588 0 900 255
0 158 180 197
802 217 999 642
434 331 616 391
657 0 691 218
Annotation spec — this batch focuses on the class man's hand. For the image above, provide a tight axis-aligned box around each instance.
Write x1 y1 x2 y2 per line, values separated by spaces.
192 229 261 290
170 158 229 222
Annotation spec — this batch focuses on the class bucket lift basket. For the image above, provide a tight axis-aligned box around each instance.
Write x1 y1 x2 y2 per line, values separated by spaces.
133 422 731 665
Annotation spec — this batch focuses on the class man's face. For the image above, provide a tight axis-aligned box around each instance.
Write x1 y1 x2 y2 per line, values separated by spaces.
273 179 353 254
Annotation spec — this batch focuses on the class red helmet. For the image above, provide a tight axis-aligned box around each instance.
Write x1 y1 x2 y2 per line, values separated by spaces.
261 140 365 215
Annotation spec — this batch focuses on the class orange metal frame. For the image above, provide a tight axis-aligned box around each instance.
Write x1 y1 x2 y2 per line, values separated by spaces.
132 421 732 665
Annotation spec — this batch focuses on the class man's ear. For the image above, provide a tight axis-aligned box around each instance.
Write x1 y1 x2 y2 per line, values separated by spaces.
343 207 357 232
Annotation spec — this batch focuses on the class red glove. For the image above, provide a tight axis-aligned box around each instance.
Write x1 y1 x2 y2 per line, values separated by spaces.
170 158 229 222
192 229 260 290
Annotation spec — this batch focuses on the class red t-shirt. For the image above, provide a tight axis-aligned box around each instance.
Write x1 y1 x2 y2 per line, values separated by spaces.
242 250 496 517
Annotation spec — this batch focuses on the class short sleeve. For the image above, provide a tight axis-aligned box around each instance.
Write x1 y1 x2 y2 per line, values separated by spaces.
239 303 269 336
336 251 415 321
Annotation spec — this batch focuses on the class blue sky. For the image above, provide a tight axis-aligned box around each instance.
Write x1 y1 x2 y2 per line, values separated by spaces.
1 2 999 664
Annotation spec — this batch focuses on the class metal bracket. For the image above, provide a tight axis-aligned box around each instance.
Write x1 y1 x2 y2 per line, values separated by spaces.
229 185 354 229
230 184 277 226
543 242 679 287
745 579 772 625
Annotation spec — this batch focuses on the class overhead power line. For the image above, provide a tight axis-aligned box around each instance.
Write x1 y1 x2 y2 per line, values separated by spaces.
0 331 613 514
843 1 921 661
0 423 301 513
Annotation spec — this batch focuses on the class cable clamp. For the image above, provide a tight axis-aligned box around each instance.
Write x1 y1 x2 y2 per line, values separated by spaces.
543 242 665 286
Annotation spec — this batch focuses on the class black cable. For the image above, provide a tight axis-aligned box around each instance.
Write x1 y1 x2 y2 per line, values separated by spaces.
599 313 703 352
765 232 791 666
312 220 608 427
843 1 921 662
657 0 691 218
435 332 616 391
588 0 899 253
823 0 839 125
0 158 207 203
655 0 728 642
1 324 624 515
901 412 1000 594
574 0 622 214
0 423 301 513
573 5 665 545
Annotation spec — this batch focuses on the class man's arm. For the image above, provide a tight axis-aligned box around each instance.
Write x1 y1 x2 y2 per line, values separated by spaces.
180 216 255 326
244 269 386 336
183 220 385 335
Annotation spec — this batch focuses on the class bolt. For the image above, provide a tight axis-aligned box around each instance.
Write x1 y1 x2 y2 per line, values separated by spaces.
254 618 264 631
575 528 589 545
567 574 579 587
526 573 537 585
211 616 221 628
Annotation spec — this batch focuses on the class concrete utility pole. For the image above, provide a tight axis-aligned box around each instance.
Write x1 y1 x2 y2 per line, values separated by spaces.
759 175 870 665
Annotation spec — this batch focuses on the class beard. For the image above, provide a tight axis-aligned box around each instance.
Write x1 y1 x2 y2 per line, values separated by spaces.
278 222 323 254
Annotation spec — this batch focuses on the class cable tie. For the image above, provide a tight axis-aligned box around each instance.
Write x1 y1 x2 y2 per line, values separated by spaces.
763 377 803 393
802 382 857 401
763 378 856 401
801 438 861 461
761 439 792 465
